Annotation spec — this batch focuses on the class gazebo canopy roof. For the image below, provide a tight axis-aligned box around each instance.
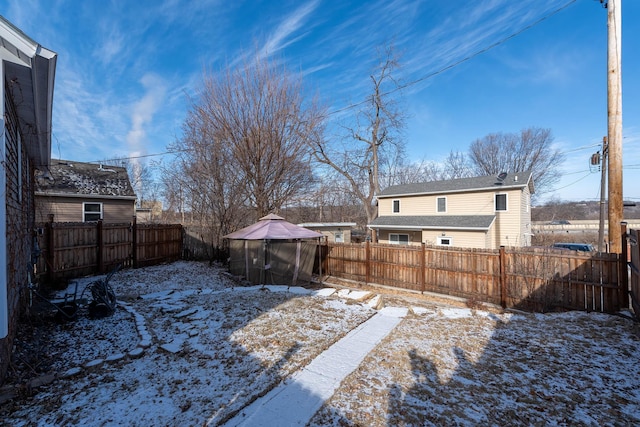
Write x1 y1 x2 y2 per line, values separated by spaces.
224 214 323 240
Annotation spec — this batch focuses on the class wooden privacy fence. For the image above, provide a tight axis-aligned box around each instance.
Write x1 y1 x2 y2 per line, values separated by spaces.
37 220 183 284
629 228 640 321
323 241 626 313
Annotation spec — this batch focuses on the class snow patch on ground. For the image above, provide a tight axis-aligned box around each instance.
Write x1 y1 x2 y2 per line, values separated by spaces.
2 261 639 426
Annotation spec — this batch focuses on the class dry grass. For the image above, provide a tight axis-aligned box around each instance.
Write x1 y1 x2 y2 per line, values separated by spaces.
310 309 640 426
3 261 639 426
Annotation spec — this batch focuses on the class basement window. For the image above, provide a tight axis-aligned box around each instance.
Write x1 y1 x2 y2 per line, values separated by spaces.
438 236 452 246
83 202 103 221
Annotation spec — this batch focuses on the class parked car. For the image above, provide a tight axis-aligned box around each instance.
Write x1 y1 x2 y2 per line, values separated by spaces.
548 220 571 225
552 243 594 252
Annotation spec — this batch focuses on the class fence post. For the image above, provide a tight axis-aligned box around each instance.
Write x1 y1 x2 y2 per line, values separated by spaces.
324 241 329 277
421 242 426 293
132 216 138 269
97 220 104 274
500 246 507 308
620 222 629 309
45 214 55 283
365 240 371 285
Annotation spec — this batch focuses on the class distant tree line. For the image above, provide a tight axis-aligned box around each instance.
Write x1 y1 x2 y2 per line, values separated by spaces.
532 199 640 222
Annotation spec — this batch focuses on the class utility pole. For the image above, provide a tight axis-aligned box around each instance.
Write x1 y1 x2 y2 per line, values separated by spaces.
605 0 623 253
594 137 608 252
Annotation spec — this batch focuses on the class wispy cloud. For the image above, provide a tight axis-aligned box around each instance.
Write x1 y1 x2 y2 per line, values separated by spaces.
53 66 129 161
126 73 168 158
95 24 126 65
259 0 320 59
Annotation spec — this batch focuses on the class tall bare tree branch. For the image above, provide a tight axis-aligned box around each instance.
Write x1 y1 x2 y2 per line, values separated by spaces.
469 127 564 201
309 45 405 236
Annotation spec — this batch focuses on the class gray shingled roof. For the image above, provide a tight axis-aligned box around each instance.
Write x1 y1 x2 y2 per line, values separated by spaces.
378 171 533 198
369 215 495 230
36 159 136 198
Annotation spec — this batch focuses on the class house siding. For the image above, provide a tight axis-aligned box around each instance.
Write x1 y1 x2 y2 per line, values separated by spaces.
375 180 532 249
493 190 525 247
422 229 488 248
36 196 136 223
379 190 498 216
1 85 34 383
521 187 532 246
311 228 353 243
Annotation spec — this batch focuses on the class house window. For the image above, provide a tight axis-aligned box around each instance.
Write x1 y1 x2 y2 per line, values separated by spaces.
495 194 507 211
83 202 103 221
437 236 452 246
392 199 400 213
335 232 344 243
437 197 446 213
389 233 409 245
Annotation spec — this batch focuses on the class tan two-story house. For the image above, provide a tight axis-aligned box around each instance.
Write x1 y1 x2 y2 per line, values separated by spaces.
369 171 534 249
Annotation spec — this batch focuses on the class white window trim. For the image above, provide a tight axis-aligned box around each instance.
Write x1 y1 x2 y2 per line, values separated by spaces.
437 236 452 246
495 193 508 212
392 199 401 214
334 231 344 243
389 233 409 245
83 202 104 222
436 196 447 213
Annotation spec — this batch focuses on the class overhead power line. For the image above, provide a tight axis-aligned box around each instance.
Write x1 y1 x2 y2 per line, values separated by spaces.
86 149 191 164
330 0 578 116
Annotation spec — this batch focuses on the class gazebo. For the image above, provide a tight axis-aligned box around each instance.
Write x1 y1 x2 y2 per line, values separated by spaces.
224 214 323 286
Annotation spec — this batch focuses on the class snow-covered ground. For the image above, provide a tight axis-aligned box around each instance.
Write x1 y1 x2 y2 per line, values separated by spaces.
2 261 639 426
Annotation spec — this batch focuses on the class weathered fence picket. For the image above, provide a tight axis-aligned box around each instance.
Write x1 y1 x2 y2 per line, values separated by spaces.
37 219 182 284
322 240 625 313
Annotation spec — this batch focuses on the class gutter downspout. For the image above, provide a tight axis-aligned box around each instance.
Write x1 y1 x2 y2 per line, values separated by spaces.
1 66 8 338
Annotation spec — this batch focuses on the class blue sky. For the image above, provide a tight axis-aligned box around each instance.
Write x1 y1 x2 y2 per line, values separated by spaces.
4 0 639 204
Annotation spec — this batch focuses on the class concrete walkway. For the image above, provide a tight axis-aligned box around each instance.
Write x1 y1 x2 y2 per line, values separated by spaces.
223 306 408 427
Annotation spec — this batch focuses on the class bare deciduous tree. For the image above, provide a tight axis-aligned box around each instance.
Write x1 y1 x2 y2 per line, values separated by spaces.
201 54 322 219
165 52 324 248
378 149 472 189
469 127 564 200
165 104 246 245
309 46 405 236
441 150 473 180
102 157 160 210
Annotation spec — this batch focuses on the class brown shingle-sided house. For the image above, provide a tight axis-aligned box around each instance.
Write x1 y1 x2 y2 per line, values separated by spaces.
369 171 534 249
35 159 137 223
0 15 56 384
